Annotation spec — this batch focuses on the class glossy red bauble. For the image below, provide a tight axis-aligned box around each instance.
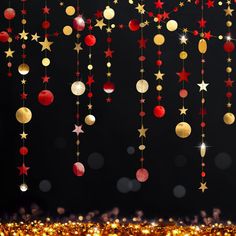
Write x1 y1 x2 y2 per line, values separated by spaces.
4 8 16 20
128 19 140 31
153 105 166 118
136 168 149 183
84 34 96 47
38 90 54 106
19 146 28 156
103 81 115 94
0 31 9 43
73 15 85 31
224 41 235 53
73 162 85 176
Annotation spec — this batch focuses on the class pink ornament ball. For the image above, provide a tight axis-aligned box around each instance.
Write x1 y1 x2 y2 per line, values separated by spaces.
136 168 149 183
4 8 16 20
73 15 85 31
73 162 85 176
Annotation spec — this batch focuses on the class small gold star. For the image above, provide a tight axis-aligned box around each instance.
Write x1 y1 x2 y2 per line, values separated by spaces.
74 43 83 54
88 104 93 110
224 6 234 16
135 3 145 14
21 79 26 85
31 33 40 42
138 125 148 138
95 19 106 30
39 37 53 51
19 30 29 40
107 72 112 77
5 48 14 58
106 27 112 33
155 71 165 80
199 182 208 193
179 2 184 7
20 132 28 139
179 106 188 115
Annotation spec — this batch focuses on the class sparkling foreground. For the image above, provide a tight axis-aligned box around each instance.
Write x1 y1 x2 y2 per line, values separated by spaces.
1 221 236 235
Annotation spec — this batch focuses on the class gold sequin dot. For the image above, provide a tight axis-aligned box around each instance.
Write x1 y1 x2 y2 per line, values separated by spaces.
88 64 93 70
107 62 111 68
156 85 163 91
226 67 232 73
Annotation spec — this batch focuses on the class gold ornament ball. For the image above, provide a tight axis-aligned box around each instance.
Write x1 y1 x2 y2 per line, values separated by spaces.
63 26 73 36
71 81 86 96
175 122 192 139
136 79 149 94
226 67 232 73
16 107 32 124
179 51 188 60
65 6 75 16
85 114 96 126
223 112 235 125
153 34 165 46
166 20 178 32
18 63 30 75
103 6 115 20
226 21 232 27
42 58 50 67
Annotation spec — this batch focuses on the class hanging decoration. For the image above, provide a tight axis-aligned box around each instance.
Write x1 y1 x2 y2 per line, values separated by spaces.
135 0 149 183
38 0 55 106
16 0 32 192
223 0 235 125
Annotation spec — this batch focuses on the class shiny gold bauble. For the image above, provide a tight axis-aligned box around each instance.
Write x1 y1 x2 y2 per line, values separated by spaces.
223 112 235 125
71 81 86 96
153 34 165 46
166 20 178 31
179 51 188 60
16 107 32 124
136 79 149 94
103 6 115 20
85 115 96 126
198 39 207 54
63 26 73 36
175 122 192 138
18 63 30 75
65 6 75 16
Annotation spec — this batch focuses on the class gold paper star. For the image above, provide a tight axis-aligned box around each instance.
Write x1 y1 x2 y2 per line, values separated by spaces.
179 106 188 115
138 125 148 138
5 48 14 58
114 0 118 3
107 72 112 77
39 38 53 51
95 19 106 30
19 30 29 40
224 6 234 16
106 27 112 33
31 33 40 42
155 71 165 80
179 2 184 7
197 81 209 92
88 104 93 110
199 182 208 193
135 4 145 14
21 79 26 85
227 102 232 108
74 43 83 54
20 132 28 139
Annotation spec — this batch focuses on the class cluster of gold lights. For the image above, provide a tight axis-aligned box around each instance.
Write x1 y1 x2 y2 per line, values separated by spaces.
1 220 236 235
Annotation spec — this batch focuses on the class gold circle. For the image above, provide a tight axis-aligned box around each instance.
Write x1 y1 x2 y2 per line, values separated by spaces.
218 1 222 5
16 107 32 124
226 21 232 27
111 24 116 29
218 35 223 40
103 6 115 20
42 58 50 67
153 34 165 46
21 19 27 25
85 115 96 126
71 81 86 96
18 63 30 75
88 64 93 70
107 62 111 68
8 37 12 43
226 67 232 73
223 112 235 125
175 122 192 139
166 20 178 32
63 26 73 36
65 6 76 16
136 79 149 94
179 51 188 60
139 145 146 151
156 85 163 91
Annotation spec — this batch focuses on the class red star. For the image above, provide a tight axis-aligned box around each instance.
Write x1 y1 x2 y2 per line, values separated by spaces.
138 38 148 49
177 69 190 82
18 164 30 176
154 0 164 9
162 11 170 20
86 75 95 86
94 10 103 19
104 48 114 58
42 6 50 14
198 18 207 28
225 78 234 88
88 25 93 31
7 27 12 33
156 13 163 22
206 0 214 8
204 31 212 40
106 97 112 103
199 108 207 116
20 93 28 100
21 9 27 15
42 75 50 83
54 32 59 37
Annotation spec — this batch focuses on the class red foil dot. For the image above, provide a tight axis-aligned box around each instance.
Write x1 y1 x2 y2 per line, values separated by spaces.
201 172 206 177
42 20 51 29
201 122 206 128
87 92 93 98
156 60 163 66
19 146 28 156
226 92 232 98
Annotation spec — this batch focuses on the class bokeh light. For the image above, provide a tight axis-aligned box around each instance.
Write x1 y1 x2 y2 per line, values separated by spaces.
116 177 132 193
214 152 232 170
39 180 52 193
87 152 104 170
174 154 187 167
127 146 135 155
173 185 186 198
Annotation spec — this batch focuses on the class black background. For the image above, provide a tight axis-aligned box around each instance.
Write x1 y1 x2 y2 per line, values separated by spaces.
0 0 236 220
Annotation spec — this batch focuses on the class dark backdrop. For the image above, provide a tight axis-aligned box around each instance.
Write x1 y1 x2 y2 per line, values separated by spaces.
0 0 236 220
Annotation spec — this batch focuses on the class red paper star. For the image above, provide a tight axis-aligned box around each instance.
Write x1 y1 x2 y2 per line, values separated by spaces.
21 9 27 15
204 31 212 40
177 69 190 83
198 18 207 28
18 164 30 176
225 78 234 88
138 38 148 49
95 10 103 19
86 75 95 86
162 11 170 20
154 0 164 9
20 93 28 100
42 6 50 14
106 97 112 103
42 75 50 83
206 0 214 8
104 48 114 58
199 108 207 116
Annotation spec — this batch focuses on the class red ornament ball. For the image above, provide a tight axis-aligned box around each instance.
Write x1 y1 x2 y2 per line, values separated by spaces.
153 105 166 118
0 31 9 43
224 41 235 53
84 34 96 47
19 146 28 156
73 162 85 177
179 89 188 98
136 168 149 183
129 19 140 31
73 15 85 31
42 20 51 30
4 8 16 20
103 81 115 94
38 90 54 106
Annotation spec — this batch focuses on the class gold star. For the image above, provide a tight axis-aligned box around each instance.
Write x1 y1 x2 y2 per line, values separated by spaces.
197 81 209 92
227 57 232 63
95 19 106 30
179 106 188 115
144 20 149 26
224 6 234 16
74 43 83 54
135 3 145 14
138 125 148 138
179 2 184 7
157 24 162 30
106 27 112 33
31 33 40 42
5 48 14 58
19 30 29 40
39 37 53 51
20 132 28 139
21 79 26 85
155 71 165 80
88 104 93 110
107 72 112 77
113 0 118 3
183 28 188 33
227 102 232 108
199 182 208 193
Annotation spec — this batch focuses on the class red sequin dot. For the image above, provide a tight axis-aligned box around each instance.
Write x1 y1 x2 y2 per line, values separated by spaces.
202 163 205 167
157 95 162 101
156 60 162 66
139 111 146 117
87 92 93 98
226 92 232 98
19 146 28 156
22 44 26 49
7 72 12 77
179 89 188 98
140 157 144 162
107 37 112 43
193 30 199 36
42 20 51 29
139 56 146 62
76 113 80 120
201 171 206 177
201 122 206 128
148 12 154 17
157 50 162 56
7 62 12 68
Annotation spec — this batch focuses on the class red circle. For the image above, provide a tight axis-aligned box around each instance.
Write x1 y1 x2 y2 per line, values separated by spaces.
103 81 115 94
156 60 162 66
136 168 149 183
73 162 85 176
19 146 28 156
193 30 199 36
84 34 96 47
179 89 188 98
0 31 9 43
87 92 93 98
42 20 51 30
128 19 140 31
38 90 54 106
153 105 166 118
157 50 162 56
201 171 206 177
201 122 206 128
224 41 235 53
107 37 112 43
226 92 232 98
4 8 16 20
73 16 85 31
